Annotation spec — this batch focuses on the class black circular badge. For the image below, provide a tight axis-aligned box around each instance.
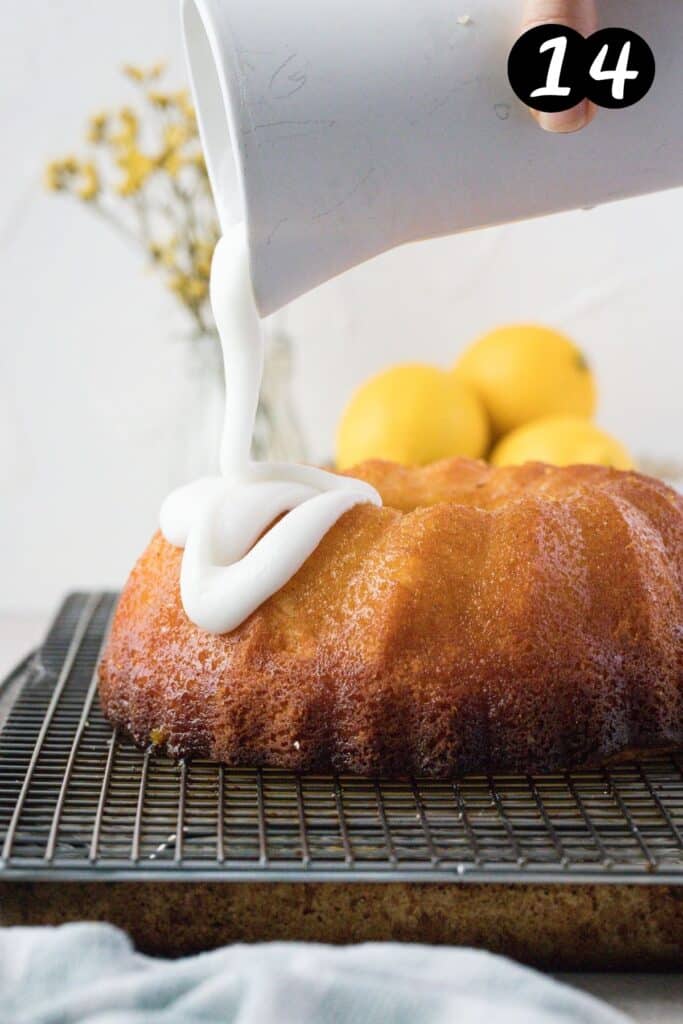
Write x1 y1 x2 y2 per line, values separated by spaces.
508 25 655 114
507 25 586 113
584 28 655 108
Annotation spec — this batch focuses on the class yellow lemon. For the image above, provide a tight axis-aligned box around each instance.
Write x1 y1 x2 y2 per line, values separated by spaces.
336 363 489 470
490 415 634 469
453 323 596 438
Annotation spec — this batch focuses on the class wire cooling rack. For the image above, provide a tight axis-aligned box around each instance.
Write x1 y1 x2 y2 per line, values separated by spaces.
1 592 683 883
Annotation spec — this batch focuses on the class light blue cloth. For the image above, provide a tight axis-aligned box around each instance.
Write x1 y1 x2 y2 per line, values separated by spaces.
0 925 631 1024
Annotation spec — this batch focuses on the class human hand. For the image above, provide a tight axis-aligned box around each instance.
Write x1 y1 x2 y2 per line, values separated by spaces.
521 0 598 132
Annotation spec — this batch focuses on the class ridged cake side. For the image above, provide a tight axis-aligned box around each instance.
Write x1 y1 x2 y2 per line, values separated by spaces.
99 460 683 776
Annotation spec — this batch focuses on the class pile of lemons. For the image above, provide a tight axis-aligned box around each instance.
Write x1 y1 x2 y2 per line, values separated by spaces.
336 324 633 471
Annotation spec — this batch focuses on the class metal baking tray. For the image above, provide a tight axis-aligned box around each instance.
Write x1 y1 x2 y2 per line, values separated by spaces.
2 592 683 884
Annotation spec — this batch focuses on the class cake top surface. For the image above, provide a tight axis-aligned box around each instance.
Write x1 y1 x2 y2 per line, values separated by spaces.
346 457 682 514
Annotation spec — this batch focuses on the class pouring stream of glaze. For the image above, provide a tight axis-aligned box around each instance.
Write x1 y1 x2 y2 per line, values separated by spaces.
160 223 381 633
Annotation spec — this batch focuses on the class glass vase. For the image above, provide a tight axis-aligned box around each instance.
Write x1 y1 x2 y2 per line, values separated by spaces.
181 326 307 480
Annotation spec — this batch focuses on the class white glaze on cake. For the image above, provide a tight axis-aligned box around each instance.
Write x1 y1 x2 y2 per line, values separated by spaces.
160 223 380 634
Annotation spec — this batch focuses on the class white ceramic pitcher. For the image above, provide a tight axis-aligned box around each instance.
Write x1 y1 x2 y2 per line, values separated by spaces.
182 0 683 316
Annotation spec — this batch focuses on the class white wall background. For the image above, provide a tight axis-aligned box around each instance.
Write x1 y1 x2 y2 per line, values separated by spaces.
2 1 682 613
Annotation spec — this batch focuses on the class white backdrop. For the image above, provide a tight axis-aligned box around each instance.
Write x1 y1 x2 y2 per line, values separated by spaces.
2 0 682 613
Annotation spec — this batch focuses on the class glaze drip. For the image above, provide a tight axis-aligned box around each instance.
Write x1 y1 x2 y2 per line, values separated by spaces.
160 223 381 634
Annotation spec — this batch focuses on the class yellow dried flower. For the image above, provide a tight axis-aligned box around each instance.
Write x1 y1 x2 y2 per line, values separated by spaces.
160 148 183 177
122 64 146 82
87 112 108 144
193 240 214 278
148 90 172 109
46 59 219 333
173 90 196 121
169 272 208 304
169 272 193 302
149 238 178 268
77 161 100 201
184 277 208 301
110 107 139 148
44 157 80 192
164 122 188 149
124 61 166 83
45 160 66 191
187 150 208 176
116 144 155 195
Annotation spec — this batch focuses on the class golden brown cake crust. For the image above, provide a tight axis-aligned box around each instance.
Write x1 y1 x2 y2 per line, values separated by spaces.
99 459 683 776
